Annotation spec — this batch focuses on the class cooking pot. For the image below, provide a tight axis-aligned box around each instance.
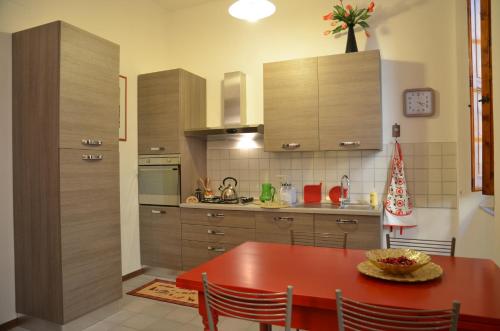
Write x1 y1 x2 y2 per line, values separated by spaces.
219 177 238 202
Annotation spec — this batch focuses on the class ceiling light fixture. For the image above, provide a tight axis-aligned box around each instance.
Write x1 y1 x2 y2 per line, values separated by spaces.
228 0 276 22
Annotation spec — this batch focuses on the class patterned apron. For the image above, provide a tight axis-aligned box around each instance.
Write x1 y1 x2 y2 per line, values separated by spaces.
385 142 413 216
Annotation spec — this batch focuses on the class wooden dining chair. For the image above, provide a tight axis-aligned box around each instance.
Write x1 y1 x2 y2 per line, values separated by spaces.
290 230 348 249
386 234 457 256
201 272 293 331
335 289 461 331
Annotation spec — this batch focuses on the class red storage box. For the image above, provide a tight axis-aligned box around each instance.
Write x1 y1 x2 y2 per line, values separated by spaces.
304 182 322 203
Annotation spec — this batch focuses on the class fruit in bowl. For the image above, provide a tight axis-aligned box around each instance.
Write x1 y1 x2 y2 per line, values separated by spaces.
366 248 431 275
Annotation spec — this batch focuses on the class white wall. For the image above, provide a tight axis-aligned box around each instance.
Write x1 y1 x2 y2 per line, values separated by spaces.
0 0 175 282
0 32 16 324
165 0 458 144
165 0 496 256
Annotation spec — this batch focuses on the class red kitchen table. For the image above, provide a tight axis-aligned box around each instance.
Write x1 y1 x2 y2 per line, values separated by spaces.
176 242 500 331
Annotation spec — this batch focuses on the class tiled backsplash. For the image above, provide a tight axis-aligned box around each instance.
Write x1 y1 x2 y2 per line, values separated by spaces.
206 142 457 209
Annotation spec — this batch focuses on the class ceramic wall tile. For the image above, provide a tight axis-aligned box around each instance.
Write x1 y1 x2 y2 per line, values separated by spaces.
206 141 458 208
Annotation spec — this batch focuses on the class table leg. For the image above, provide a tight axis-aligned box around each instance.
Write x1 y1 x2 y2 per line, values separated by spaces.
198 292 219 331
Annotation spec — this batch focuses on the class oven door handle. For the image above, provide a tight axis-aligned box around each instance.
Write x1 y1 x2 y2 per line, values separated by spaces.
139 167 179 171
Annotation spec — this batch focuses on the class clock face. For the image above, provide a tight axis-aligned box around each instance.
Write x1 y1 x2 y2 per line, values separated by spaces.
404 89 435 117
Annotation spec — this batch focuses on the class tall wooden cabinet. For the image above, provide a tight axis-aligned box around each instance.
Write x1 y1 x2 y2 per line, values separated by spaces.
263 50 382 152
13 21 122 324
138 69 207 269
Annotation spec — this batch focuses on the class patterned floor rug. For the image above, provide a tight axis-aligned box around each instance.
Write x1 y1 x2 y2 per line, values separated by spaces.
127 279 198 308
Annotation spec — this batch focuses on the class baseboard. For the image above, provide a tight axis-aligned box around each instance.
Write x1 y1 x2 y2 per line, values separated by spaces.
122 267 146 281
0 317 19 331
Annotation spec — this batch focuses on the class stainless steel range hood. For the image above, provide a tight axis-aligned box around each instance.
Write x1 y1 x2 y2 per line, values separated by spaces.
184 71 264 137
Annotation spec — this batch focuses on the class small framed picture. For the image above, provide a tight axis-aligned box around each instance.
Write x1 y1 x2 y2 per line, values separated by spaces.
119 75 127 141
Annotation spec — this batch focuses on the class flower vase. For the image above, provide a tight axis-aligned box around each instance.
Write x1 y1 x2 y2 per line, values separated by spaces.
345 25 358 53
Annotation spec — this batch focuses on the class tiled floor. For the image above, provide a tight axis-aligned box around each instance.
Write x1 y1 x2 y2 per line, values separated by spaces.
11 271 280 331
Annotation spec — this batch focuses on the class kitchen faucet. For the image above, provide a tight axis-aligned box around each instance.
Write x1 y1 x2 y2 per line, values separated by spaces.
340 175 350 208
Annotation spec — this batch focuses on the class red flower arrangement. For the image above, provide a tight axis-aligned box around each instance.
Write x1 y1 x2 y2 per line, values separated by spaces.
323 0 375 38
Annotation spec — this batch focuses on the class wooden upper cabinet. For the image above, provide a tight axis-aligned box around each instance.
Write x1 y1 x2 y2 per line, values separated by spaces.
138 69 206 154
138 70 181 154
263 57 319 152
318 50 382 150
59 22 119 151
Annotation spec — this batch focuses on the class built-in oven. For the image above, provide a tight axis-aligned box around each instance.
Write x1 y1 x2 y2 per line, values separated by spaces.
138 155 180 206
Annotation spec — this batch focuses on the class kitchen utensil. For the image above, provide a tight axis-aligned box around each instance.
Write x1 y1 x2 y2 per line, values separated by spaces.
357 260 443 282
260 183 276 202
329 186 341 204
198 177 207 190
366 248 431 275
219 177 238 202
240 197 254 204
194 188 203 201
304 182 322 203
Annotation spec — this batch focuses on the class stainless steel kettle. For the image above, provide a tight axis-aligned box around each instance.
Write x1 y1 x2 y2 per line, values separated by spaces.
219 177 238 202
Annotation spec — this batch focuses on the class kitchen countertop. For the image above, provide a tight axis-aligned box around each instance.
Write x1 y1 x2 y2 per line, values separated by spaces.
180 202 382 216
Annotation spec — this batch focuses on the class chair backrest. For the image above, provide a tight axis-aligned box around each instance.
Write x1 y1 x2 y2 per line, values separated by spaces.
202 272 293 331
290 230 348 249
386 234 456 257
335 289 461 331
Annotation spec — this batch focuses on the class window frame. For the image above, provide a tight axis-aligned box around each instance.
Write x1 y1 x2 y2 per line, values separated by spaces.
467 0 494 195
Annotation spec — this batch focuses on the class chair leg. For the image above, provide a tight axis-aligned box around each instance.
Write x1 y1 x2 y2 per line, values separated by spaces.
259 323 272 331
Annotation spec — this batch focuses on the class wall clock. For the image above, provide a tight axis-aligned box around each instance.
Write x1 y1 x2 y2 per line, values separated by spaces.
403 88 435 117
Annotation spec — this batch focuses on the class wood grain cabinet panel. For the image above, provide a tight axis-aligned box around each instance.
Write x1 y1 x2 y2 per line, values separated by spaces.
318 50 382 150
263 58 319 152
59 149 121 321
139 206 181 269
182 224 255 245
13 21 121 324
138 70 181 154
59 22 119 151
181 208 255 228
255 212 314 244
180 208 255 270
314 214 381 249
181 70 207 130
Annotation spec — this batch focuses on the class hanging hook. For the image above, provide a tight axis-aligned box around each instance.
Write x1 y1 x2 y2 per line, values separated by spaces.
392 123 401 142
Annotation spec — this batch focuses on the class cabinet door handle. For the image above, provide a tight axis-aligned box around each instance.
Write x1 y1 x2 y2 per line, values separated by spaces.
82 154 103 161
150 147 165 151
81 139 103 146
207 246 226 252
207 229 225 235
282 143 301 150
207 213 225 218
339 141 361 147
336 219 359 224
151 210 166 214
273 216 294 222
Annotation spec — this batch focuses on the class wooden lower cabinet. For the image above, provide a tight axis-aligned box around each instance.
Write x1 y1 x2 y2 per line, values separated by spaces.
255 212 314 244
60 149 121 321
172 208 381 271
181 208 255 228
139 206 181 270
315 214 381 249
180 208 255 270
